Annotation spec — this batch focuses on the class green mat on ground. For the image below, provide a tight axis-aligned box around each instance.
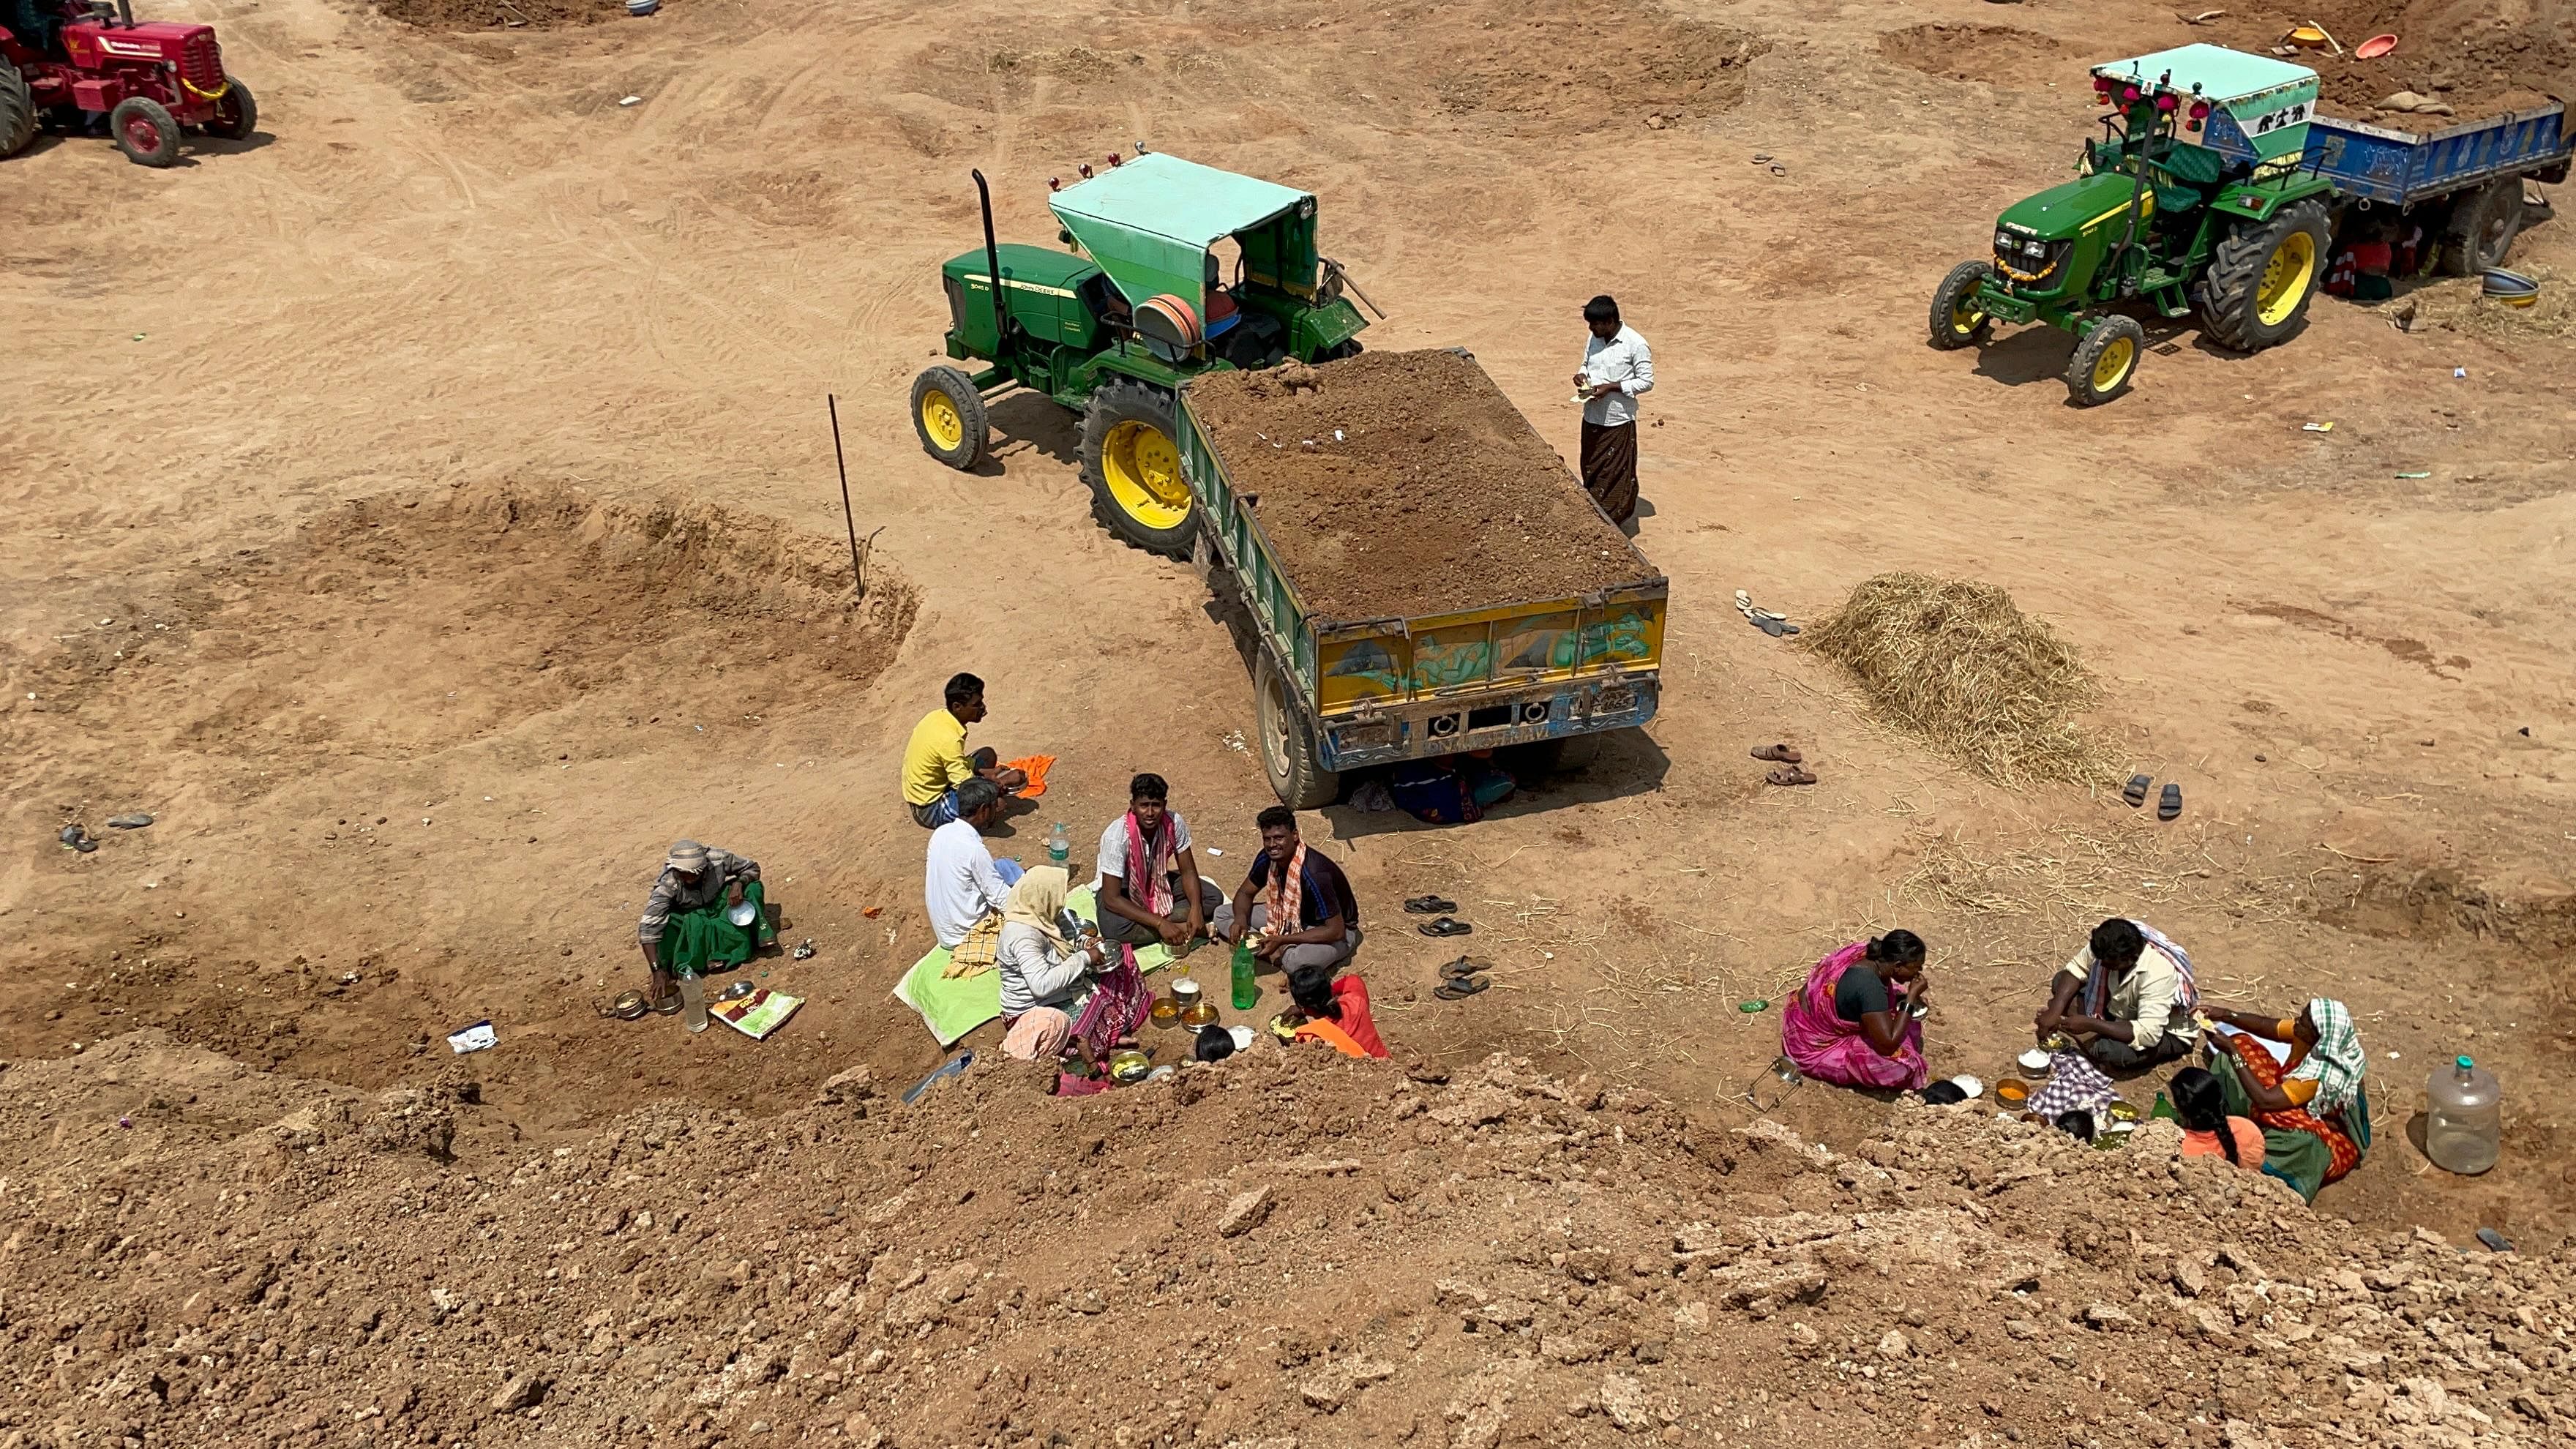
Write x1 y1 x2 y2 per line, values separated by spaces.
890 886 1184 1046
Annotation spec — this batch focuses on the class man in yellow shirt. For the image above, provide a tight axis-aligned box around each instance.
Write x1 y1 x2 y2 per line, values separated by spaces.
902 673 1026 827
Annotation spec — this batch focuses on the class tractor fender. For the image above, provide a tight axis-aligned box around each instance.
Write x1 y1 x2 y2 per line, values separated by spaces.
2210 190 2282 223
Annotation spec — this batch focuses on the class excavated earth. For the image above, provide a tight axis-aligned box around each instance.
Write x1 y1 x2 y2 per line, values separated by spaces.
1187 350 1655 624
4 1033 2566 1449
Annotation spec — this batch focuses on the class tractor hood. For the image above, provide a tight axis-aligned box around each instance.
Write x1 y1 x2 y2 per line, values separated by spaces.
1048 153 1319 318
1996 171 2145 242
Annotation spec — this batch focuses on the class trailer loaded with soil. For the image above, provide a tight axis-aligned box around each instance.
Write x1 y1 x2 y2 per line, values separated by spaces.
1179 348 1667 807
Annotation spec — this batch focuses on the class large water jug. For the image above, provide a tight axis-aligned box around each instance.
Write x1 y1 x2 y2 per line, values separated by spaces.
2425 1055 2500 1175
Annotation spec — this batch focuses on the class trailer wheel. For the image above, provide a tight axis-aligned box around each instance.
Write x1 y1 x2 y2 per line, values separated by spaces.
0 59 34 160
1082 376 1195 556
2063 315 2144 408
1927 260 1995 351
910 366 987 469
203 79 257 142
110 96 181 167
2195 198 2329 351
1255 651 1338 809
2438 181 2526 276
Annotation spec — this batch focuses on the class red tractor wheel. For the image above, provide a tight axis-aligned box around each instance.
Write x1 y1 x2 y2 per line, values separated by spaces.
203 80 257 143
0 59 36 160
109 96 181 167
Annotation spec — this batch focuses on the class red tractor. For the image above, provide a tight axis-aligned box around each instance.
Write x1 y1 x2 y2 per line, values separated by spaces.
1 0 255 168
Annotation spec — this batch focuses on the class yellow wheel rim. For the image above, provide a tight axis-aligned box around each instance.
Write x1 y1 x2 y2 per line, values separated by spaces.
919 390 965 452
1949 295 1985 337
2256 231 2316 326
1101 419 1189 530
2091 334 2137 392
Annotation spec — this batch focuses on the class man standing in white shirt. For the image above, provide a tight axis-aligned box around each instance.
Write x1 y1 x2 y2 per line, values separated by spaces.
1573 294 1654 524
924 778 1021 954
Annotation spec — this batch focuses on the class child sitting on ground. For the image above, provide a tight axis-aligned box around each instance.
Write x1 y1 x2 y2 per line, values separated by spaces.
1284 965 1389 1059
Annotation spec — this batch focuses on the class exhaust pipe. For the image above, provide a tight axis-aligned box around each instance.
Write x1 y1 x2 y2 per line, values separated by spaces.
970 169 1010 351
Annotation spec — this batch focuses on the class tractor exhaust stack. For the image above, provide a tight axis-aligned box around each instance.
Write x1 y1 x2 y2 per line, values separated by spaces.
971 169 1010 351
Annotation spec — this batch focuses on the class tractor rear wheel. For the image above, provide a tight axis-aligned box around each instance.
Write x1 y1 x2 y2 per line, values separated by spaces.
1081 376 1194 556
1255 650 1338 809
2438 181 2526 276
2195 198 2329 352
0 59 34 160
2064 315 2145 408
203 79 257 142
109 96 181 167
1928 260 1996 351
909 366 987 470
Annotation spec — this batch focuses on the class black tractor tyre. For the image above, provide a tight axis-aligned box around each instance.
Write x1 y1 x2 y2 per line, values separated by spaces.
203 79 256 142
2064 315 2146 408
908 365 987 470
1254 650 1338 810
2195 198 2329 352
1320 339 1363 361
2438 181 2526 276
0 59 35 160
1928 260 1996 351
109 96 181 167
1080 376 1195 556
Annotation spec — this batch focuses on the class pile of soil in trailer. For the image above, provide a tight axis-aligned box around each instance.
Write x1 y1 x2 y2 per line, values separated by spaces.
1187 349 1652 623
2203 0 2576 121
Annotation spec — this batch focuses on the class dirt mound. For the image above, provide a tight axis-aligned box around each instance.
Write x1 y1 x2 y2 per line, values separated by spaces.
370 0 626 29
1186 350 1655 623
1804 573 2112 787
6 1033 2566 1449
2199 0 2576 118
1878 23 2080 86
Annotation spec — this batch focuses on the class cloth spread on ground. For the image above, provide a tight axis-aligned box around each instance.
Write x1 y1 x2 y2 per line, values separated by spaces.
943 913 1005 976
1781 942 1928 1091
1003 754 1055 800
656 880 771 976
2064 921 2199 1052
894 886 1176 1046
902 708 975 806
2026 1048 2119 1123
2212 1038 2370 1202
710 987 802 1040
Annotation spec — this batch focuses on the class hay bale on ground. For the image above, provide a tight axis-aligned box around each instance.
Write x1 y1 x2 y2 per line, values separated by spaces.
1803 572 2111 786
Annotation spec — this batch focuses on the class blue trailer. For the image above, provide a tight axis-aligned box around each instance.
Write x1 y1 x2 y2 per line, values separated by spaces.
2204 97 2570 273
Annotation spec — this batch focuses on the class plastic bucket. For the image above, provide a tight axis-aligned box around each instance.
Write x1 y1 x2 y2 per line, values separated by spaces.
2482 269 2540 308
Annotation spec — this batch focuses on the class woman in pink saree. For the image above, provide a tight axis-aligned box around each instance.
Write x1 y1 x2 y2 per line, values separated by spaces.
1782 930 1931 1090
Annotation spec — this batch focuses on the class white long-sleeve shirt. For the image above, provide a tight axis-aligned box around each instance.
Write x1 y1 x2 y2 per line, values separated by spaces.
996 922 1098 1017
925 820 1010 948
1580 325 1654 427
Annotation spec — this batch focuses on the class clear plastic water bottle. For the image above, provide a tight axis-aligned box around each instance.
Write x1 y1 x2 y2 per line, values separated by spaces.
2425 1055 2500 1175
678 970 710 1035
1046 822 1071 873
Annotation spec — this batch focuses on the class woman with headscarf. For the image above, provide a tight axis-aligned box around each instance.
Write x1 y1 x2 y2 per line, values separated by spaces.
993 866 1109 1061
1781 929 1931 1091
2202 998 2372 1199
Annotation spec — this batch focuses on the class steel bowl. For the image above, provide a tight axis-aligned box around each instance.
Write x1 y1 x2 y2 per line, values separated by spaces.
727 901 759 928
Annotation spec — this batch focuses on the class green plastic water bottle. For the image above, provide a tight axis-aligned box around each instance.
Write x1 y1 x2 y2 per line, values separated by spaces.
1231 939 1258 1011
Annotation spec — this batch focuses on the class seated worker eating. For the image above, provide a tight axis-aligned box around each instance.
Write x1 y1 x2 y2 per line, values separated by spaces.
902 672 1027 828
2034 918 2199 1071
1781 929 1931 1091
636 839 771 1013
1283 964 1388 1059
925 779 1023 973
993 866 1114 1061
2199 997 2371 1200
1094 773 1231 954
1221 806 1362 974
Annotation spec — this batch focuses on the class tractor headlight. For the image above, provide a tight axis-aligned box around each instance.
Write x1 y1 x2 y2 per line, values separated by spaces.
1995 231 2014 251
2023 239 2048 257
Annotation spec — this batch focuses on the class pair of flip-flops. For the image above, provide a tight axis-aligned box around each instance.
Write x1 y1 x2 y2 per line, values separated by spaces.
1406 896 1474 937
1752 743 1816 787
2122 774 2184 820
1434 956 1490 1000
1735 590 1800 637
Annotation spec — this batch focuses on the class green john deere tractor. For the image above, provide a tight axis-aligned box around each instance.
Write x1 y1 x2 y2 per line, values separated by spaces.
911 152 1372 553
1930 44 2335 405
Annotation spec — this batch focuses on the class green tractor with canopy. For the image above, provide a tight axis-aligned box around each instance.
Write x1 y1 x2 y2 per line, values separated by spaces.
1929 44 2336 405
910 152 1372 553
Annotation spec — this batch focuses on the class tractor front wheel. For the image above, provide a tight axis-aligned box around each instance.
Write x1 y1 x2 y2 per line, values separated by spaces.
109 97 181 167
1928 260 1996 351
1081 377 1194 556
0 59 34 160
203 80 258 142
2196 199 2329 352
2438 181 2526 276
2064 315 2145 408
909 366 988 470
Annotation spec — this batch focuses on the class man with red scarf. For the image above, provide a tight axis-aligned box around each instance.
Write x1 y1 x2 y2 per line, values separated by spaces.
1093 773 1228 951
1220 806 1362 973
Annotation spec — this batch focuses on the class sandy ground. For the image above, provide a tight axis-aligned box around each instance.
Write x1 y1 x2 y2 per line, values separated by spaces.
3 0 2571 1258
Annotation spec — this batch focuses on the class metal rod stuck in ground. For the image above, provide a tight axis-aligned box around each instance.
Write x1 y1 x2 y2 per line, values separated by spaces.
828 394 865 596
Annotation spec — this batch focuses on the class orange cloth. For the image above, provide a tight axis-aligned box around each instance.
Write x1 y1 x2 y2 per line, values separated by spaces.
1003 755 1056 800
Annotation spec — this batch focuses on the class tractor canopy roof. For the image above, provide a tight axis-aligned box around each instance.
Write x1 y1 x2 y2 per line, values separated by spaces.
1049 152 1320 318
2092 44 2319 162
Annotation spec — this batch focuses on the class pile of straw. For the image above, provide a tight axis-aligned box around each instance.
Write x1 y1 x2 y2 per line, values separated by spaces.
1803 572 2111 786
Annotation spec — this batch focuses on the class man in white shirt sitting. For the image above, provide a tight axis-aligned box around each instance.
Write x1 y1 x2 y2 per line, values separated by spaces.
1093 772 1231 953
924 779 1022 969
1573 294 1655 525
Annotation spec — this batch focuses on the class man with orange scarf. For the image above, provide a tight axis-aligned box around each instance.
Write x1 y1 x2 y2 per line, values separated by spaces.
1220 806 1362 976
1094 773 1228 952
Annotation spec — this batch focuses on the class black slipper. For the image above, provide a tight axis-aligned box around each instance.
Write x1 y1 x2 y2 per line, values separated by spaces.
2123 774 2152 807
1439 955 1491 981
1418 916 1474 937
1434 976 1490 1000
2158 782 2183 821
1404 895 1459 915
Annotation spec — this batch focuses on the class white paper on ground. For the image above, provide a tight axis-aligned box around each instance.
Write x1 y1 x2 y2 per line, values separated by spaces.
2208 1022 2290 1066
446 1021 498 1054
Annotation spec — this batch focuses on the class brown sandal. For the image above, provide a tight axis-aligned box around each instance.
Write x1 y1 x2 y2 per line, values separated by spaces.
1766 765 1817 787
1750 744 1802 763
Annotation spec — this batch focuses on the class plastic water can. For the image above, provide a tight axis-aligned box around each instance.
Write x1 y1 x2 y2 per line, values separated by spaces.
2425 1055 2500 1175
679 972 710 1035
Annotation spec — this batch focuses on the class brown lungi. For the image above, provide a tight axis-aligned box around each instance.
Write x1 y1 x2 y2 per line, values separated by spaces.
1580 420 1639 523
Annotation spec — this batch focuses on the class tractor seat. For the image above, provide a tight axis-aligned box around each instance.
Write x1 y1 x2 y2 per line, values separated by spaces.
2149 142 2227 216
